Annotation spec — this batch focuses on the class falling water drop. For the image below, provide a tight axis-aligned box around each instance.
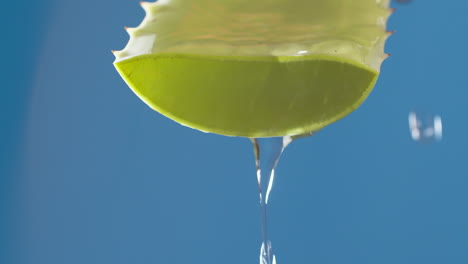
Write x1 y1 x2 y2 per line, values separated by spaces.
408 111 443 143
250 132 313 264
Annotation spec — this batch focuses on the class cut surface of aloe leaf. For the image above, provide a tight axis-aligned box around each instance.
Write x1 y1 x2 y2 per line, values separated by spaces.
114 0 392 137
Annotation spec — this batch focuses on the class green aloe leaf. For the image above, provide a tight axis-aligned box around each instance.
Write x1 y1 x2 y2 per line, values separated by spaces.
114 0 393 137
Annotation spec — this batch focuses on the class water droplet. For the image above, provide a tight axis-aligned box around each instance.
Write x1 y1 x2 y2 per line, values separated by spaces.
408 111 443 143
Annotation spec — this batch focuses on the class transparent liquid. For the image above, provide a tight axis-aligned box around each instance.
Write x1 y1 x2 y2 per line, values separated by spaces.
408 111 442 143
250 133 312 264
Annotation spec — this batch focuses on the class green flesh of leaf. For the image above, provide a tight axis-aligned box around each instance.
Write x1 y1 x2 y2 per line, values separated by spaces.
114 0 391 137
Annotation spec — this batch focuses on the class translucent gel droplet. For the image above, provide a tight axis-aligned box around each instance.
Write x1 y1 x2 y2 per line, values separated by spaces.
408 111 443 143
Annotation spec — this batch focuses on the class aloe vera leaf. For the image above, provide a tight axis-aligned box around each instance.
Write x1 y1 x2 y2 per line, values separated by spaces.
114 0 392 137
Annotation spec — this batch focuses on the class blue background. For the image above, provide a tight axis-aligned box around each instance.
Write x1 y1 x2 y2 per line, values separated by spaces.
2 0 468 263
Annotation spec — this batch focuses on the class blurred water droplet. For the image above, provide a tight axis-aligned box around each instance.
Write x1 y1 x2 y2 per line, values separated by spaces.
408 111 443 143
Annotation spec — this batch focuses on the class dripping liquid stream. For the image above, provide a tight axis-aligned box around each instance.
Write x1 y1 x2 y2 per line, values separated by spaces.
250 136 293 264
251 133 313 264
